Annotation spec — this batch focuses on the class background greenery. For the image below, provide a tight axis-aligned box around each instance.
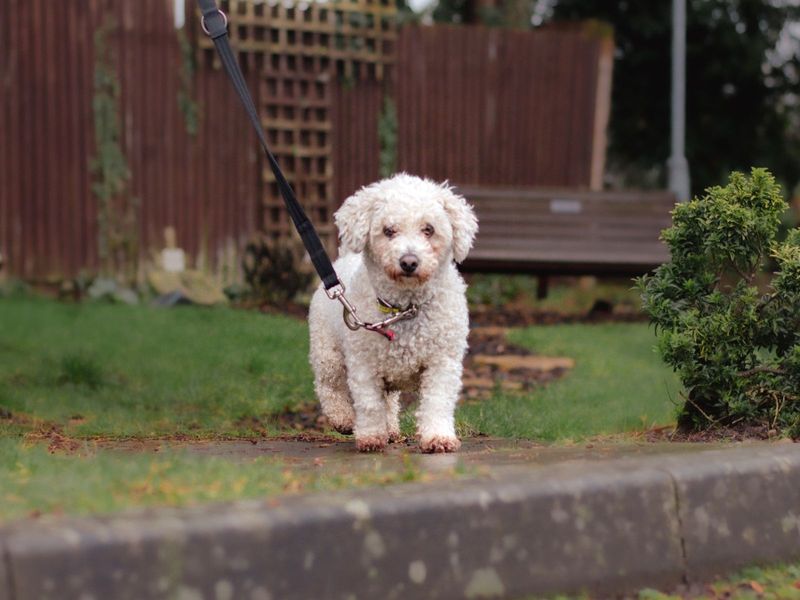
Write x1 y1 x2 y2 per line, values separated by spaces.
425 0 800 196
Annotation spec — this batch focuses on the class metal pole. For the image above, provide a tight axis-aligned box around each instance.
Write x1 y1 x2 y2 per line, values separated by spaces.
174 0 186 29
668 0 691 201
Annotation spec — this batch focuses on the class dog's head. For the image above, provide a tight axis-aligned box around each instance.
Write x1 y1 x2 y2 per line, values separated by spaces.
334 174 478 286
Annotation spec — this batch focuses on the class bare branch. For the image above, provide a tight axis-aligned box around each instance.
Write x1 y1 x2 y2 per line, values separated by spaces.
738 366 786 378
685 394 718 426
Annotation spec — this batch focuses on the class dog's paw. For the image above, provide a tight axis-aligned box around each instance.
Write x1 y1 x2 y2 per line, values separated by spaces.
419 435 461 454
355 434 389 452
387 428 404 443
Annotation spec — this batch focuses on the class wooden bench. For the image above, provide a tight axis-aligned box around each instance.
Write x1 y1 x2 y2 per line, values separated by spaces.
457 186 677 296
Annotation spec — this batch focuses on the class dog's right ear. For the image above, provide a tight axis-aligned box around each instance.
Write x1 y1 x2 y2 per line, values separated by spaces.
334 185 375 254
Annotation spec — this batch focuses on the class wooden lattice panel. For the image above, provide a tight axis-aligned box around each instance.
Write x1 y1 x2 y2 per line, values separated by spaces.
259 53 335 241
195 0 396 250
199 0 397 79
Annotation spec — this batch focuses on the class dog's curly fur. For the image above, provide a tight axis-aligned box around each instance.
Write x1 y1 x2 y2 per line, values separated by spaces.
308 174 478 453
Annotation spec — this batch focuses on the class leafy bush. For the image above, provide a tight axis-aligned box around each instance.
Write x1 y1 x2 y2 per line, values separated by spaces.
466 274 538 307
241 236 314 305
638 168 800 435
0 279 29 299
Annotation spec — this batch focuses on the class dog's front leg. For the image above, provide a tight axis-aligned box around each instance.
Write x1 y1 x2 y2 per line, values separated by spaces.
416 357 462 453
345 356 389 452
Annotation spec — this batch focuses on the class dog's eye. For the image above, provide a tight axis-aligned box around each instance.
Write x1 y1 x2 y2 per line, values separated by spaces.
422 224 435 237
383 226 397 238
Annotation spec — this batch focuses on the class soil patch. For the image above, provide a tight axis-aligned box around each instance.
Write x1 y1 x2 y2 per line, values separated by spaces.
235 405 332 435
1 409 75 452
276 403 329 432
462 327 573 400
642 423 783 443
21 422 86 455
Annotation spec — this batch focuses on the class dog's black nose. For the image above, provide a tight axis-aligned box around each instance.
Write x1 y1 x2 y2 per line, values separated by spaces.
399 254 419 274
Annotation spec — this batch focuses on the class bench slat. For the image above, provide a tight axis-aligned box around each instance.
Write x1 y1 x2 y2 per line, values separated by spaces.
459 186 676 276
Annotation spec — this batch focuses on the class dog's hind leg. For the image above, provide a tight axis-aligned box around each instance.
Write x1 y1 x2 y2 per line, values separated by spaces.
385 390 402 442
310 330 355 435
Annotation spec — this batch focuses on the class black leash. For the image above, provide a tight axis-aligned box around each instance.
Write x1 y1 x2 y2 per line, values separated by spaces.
197 0 339 292
196 1 418 340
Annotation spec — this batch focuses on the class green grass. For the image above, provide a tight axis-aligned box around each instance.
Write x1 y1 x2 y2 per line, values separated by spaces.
0 437 281 519
0 297 680 442
0 297 313 438
524 560 800 599
0 297 682 519
457 323 681 440
0 437 432 522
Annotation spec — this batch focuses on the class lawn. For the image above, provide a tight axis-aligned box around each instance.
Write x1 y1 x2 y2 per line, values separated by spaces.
457 323 681 440
0 437 430 521
0 297 312 438
0 296 681 519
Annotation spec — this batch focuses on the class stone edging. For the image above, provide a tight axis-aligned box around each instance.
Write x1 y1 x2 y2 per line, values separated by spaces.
1 444 799 599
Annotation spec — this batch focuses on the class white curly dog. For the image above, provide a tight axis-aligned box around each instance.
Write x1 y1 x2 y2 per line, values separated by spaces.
308 173 478 453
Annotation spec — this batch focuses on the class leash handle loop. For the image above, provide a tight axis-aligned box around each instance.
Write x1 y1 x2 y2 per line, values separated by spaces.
200 9 228 38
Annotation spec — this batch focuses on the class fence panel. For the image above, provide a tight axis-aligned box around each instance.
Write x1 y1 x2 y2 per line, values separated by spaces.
0 4 611 281
396 24 611 189
0 0 259 280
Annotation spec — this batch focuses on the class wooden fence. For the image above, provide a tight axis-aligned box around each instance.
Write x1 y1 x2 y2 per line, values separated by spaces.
0 0 612 281
396 24 612 189
0 0 260 280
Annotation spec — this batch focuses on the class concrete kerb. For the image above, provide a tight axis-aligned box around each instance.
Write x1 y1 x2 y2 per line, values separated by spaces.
662 445 800 580
1 444 799 600
0 544 9 600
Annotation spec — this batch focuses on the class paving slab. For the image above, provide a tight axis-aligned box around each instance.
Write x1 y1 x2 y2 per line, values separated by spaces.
101 436 725 479
1 442 799 600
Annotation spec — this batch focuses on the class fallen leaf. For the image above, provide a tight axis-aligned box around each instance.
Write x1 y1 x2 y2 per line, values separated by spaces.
749 580 765 595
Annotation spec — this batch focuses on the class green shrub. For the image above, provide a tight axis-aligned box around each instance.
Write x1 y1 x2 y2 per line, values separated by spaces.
466 274 537 307
638 168 800 435
241 236 314 305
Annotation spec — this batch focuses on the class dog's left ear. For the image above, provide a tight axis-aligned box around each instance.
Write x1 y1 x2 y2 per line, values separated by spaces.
438 185 478 263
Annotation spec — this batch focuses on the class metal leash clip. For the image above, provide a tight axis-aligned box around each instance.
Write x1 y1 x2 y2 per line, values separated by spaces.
325 283 418 341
